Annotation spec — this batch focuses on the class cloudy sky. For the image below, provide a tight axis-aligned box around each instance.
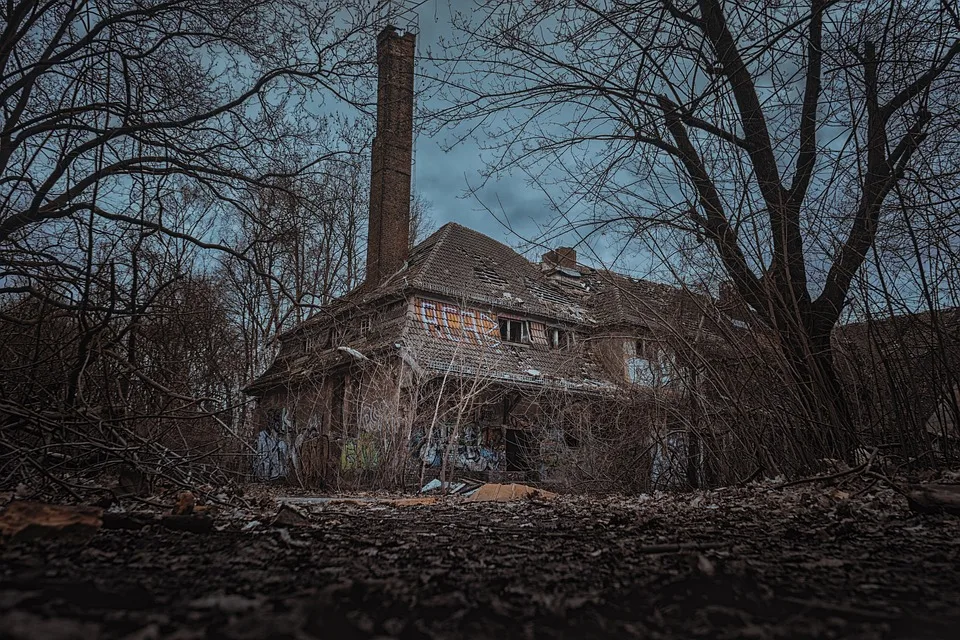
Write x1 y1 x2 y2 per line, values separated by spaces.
389 0 652 275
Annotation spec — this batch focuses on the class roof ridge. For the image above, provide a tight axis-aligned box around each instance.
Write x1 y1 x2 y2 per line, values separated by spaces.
410 222 457 289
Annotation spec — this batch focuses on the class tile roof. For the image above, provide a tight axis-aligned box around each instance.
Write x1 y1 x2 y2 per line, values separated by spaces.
393 223 594 323
402 313 616 393
247 222 734 394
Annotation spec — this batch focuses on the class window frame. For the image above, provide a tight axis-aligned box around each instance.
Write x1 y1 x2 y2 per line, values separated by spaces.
498 317 526 344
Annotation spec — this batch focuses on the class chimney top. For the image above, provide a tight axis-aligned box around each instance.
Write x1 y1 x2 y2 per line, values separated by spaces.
542 247 577 270
378 24 415 42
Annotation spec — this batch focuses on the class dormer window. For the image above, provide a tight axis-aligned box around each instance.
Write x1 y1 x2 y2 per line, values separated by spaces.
499 318 526 343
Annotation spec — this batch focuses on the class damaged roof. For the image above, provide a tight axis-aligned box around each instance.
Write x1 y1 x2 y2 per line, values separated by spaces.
246 222 727 395
402 318 617 393
297 223 594 325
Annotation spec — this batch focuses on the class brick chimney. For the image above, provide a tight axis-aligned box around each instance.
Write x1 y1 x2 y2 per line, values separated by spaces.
542 247 577 269
365 26 416 287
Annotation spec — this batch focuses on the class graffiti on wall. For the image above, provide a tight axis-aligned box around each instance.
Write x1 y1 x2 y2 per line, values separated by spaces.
341 436 380 470
255 408 293 480
341 394 397 471
410 422 504 472
416 299 500 345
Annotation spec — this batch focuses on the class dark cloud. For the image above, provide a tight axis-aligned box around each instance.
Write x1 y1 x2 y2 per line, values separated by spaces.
403 1 649 273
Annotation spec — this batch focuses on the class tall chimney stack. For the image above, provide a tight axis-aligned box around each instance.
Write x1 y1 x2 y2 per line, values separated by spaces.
365 26 415 287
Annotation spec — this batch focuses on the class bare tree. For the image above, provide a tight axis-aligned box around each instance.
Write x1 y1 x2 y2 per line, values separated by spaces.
434 0 960 457
1 0 386 243
0 0 401 493
219 147 372 386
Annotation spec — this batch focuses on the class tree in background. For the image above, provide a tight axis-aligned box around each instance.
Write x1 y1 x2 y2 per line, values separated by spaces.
0 0 401 492
436 0 960 458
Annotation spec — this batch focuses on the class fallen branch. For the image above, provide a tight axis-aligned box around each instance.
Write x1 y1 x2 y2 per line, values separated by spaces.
775 448 878 490
906 483 960 516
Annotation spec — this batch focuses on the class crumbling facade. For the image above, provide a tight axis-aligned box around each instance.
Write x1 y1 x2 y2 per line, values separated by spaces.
244 26 754 487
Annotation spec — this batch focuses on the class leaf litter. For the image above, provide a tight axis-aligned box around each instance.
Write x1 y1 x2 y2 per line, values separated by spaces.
0 476 958 638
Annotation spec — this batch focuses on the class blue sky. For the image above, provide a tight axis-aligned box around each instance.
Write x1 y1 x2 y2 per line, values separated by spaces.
397 0 638 272
410 4 554 248
382 1 707 285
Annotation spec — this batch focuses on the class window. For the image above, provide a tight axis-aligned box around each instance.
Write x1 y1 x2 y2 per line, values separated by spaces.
549 327 572 350
499 318 526 343
359 317 372 336
636 338 657 359
626 337 672 386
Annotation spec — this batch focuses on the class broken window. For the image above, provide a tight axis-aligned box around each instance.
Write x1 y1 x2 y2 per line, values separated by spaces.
626 336 672 386
549 327 571 350
499 318 526 343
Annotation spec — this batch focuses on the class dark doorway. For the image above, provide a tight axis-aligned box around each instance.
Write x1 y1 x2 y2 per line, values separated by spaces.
505 428 533 472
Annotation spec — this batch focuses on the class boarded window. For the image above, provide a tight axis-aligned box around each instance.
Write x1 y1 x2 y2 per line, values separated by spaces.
415 298 499 344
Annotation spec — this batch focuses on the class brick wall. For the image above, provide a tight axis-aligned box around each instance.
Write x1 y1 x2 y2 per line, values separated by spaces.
366 26 415 286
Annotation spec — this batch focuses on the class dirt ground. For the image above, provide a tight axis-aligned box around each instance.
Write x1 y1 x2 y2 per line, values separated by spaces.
1 480 959 640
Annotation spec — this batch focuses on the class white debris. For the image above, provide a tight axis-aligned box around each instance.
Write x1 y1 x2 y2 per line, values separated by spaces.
337 346 368 361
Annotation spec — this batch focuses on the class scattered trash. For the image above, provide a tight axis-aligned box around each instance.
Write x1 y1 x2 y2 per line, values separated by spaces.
420 479 485 495
465 483 558 503
0 501 102 542
420 479 445 493
420 479 485 496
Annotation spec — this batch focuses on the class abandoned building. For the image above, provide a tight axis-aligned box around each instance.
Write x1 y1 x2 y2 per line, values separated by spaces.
244 26 757 488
